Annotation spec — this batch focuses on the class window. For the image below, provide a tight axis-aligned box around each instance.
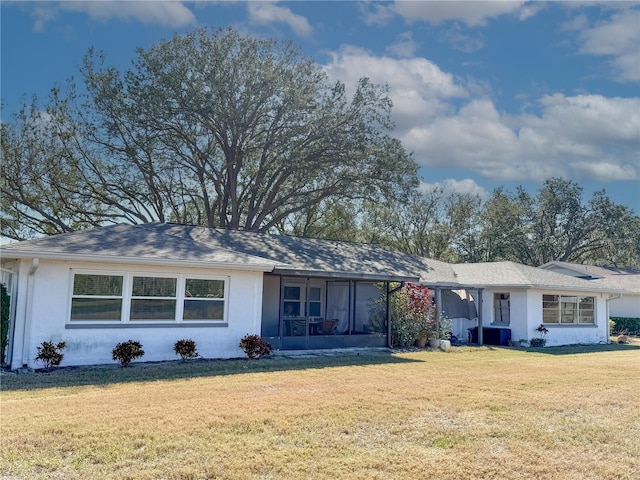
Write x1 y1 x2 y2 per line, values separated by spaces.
69 271 227 324
130 276 177 321
542 295 595 324
183 278 225 321
493 293 510 324
308 287 322 317
283 285 303 317
70 274 124 321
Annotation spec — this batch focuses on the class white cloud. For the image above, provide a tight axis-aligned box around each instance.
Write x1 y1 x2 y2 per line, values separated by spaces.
60 1 196 28
574 7 640 82
247 2 313 38
32 5 58 32
411 94 640 182
386 31 419 58
323 47 639 184
569 160 639 182
359 2 397 26
324 46 467 132
439 26 484 53
419 178 489 200
392 0 531 27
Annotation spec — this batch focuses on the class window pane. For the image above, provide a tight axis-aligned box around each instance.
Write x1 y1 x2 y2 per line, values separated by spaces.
579 297 594 308
579 296 594 323
494 293 510 323
579 312 594 324
130 299 176 320
561 297 578 323
284 301 301 317
132 277 176 297
309 287 321 302
543 309 559 323
73 274 122 296
309 302 321 317
283 287 300 300
185 279 224 298
183 300 224 320
71 298 122 321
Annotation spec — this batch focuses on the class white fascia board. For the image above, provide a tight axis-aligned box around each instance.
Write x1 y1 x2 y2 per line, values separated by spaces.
460 283 626 294
0 250 282 272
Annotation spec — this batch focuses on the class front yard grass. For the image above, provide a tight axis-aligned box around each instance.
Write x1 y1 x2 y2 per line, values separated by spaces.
1 344 639 479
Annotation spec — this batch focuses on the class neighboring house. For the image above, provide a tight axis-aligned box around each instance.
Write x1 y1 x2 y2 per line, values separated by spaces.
538 261 640 320
0 223 625 369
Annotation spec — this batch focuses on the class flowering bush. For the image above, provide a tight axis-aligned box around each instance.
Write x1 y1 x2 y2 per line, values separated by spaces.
390 283 437 347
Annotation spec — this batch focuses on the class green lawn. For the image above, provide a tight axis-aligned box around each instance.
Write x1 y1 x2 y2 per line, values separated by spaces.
1 344 639 480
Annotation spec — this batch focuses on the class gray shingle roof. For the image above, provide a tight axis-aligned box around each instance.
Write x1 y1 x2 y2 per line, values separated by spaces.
0 223 281 271
1 223 451 282
539 261 640 294
450 261 627 293
0 223 624 293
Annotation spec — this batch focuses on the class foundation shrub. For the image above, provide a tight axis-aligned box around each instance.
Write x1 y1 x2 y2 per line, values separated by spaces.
239 334 272 359
174 339 199 360
112 340 145 367
35 341 67 371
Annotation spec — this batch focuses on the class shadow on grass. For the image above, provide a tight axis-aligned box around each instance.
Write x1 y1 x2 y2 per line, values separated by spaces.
463 342 640 356
0 352 422 392
522 342 640 356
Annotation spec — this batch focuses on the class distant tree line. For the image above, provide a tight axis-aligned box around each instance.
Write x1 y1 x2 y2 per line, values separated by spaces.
290 177 639 268
2 27 638 268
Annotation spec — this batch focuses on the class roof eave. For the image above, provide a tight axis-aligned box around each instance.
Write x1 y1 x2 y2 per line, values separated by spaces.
0 251 279 272
272 268 419 283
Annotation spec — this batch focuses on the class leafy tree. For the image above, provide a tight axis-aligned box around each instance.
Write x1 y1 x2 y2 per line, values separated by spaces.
480 178 640 267
1 27 417 239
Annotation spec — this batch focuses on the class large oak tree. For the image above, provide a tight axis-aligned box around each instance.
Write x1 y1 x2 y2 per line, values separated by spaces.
1 27 417 238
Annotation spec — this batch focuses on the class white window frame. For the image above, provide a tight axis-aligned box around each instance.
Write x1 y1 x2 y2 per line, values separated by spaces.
542 294 596 325
182 277 228 322
69 271 126 322
493 293 510 325
68 269 229 325
129 273 179 322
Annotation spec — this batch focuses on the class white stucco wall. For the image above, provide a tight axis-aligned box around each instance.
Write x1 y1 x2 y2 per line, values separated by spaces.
609 295 640 319
464 288 608 346
9 259 265 369
526 289 609 346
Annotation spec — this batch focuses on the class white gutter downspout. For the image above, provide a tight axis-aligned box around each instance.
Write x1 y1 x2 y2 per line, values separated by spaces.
606 294 622 343
20 258 39 368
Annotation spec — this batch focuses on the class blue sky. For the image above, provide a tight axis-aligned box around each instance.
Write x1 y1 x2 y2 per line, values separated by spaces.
2 1 639 211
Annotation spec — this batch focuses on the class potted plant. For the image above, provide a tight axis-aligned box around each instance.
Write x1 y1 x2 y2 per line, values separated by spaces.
529 324 549 347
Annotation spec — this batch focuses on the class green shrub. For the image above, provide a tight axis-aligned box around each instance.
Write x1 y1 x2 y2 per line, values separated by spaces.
112 340 145 367
35 341 67 370
239 334 272 359
610 317 640 335
1 284 9 365
174 339 199 360
387 283 438 347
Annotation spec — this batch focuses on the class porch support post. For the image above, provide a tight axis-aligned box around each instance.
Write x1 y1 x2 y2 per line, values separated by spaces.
477 288 484 346
435 288 442 336
386 282 392 348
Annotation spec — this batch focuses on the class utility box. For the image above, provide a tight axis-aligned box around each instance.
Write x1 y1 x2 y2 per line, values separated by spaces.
468 327 511 346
